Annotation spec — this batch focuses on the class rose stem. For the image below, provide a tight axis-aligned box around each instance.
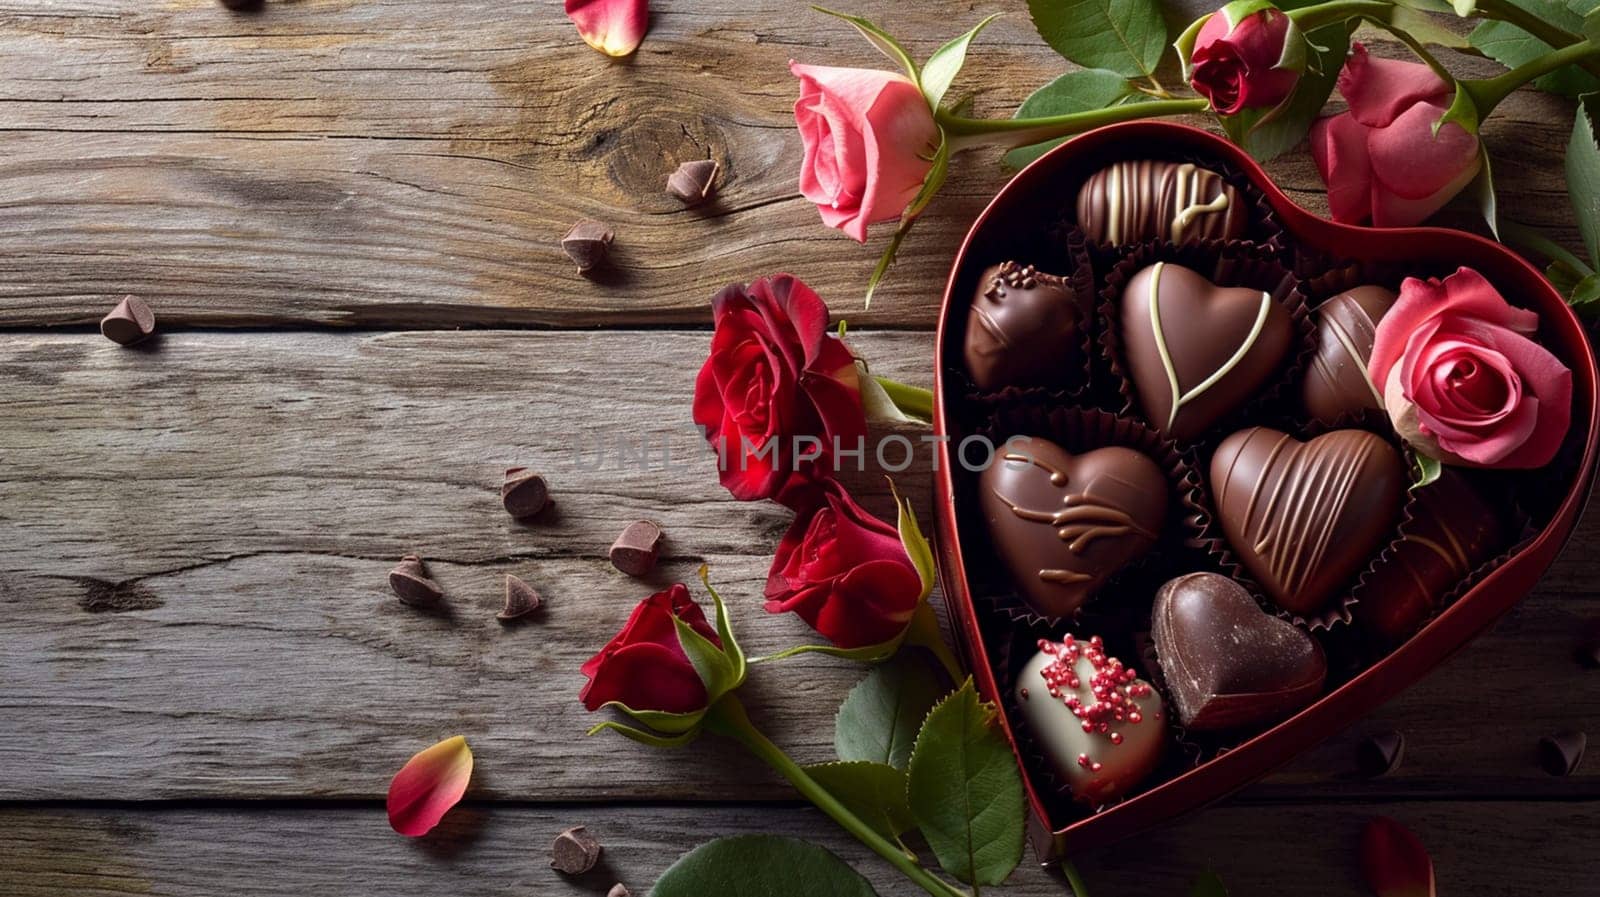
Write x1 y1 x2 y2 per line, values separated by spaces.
935 99 1209 151
704 696 973 897
905 601 967 685
874 375 934 421
1471 0 1600 79
1465 38 1600 118
1062 861 1092 897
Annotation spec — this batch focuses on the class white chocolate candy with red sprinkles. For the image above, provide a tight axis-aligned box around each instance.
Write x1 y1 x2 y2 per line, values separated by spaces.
1015 635 1165 805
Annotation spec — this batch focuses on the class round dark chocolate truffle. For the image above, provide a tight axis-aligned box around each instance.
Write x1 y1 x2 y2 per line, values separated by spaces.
963 261 1084 391
1302 285 1398 426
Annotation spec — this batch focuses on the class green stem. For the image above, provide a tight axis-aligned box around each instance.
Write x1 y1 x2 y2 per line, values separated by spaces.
1062 861 1091 897
936 98 1209 150
874 376 934 422
1472 0 1600 78
1465 37 1600 117
903 600 965 684
1286 0 1394 32
1501 219 1596 277
705 697 972 897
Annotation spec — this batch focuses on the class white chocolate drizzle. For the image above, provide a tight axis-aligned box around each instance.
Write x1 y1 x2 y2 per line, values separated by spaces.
1146 262 1274 430
1169 163 1230 243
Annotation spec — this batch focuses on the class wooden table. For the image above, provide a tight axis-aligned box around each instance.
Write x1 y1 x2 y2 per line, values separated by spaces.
2 2 1595 894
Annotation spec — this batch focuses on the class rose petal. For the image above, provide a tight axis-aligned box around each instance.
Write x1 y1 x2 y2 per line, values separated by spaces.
565 0 648 57
1359 816 1436 897
1310 112 1375 224
1339 43 1450 128
387 736 473 837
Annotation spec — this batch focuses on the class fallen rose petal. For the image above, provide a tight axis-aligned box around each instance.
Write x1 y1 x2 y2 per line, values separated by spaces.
1360 816 1435 897
387 735 473 837
566 0 648 57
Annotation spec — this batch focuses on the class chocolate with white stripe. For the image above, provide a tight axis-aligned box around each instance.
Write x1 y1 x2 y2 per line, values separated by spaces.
1075 159 1249 245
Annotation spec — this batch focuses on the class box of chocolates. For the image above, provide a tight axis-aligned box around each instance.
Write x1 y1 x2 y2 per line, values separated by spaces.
930 121 1600 858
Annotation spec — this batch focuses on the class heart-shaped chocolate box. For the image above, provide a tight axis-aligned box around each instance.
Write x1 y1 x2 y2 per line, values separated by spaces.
931 122 1600 860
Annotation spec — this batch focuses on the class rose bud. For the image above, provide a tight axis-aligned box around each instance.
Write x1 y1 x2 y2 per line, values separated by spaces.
1185 0 1305 115
1369 267 1572 469
1311 43 1482 226
580 584 721 716
693 275 866 504
565 0 648 57
764 480 925 649
789 62 939 242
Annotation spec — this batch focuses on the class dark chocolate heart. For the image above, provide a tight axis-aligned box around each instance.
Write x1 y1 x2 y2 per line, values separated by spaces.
1210 427 1405 617
1301 285 1397 426
963 261 1085 391
979 436 1168 619
1121 262 1293 442
1151 572 1327 731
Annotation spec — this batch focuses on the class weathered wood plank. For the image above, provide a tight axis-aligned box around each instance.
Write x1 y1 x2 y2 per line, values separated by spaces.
3 800 1597 896
2 331 1597 802
0 2 1580 328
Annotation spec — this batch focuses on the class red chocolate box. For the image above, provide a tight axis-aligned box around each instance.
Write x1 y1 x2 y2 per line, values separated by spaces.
931 122 1600 861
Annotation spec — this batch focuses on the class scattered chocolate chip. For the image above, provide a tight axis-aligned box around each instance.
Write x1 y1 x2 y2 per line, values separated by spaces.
1538 731 1586 776
551 825 602 875
501 467 551 519
388 555 444 608
607 886 630 897
100 296 156 346
1357 729 1405 778
218 0 262 9
666 159 719 206
562 220 614 273
498 574 542 622
609 520 663 576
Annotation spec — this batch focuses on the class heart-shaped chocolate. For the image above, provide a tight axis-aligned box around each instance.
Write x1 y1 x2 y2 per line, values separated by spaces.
1301 285 1397 426
963 261 1085 391
1211 427 1405 617
979 436 1167 619
1121 262 1293 442
1151 572 1327 731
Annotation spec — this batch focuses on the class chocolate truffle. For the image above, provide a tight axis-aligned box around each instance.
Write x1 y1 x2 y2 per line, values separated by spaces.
1121 262 1293 441
1302 286 1398 425
964 261 1085 391
1211 427 1405 616
980 437 1167 619
1015 635 1165 805
1358 470 1504 644
1075 160 1249 245
1151 572 1327 731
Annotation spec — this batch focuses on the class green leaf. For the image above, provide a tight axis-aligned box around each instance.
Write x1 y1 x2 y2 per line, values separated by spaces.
1391 0 1459 13
1469 144 1500 239
1190 869 1231 897
921 14 1002 111
1386 5 1476 49
651 835 881 897
906 679 1026 887
1568 93 1600 268
890 478 936 601
811 7 920 86
1583 3 1600 42
1548 259 1585 294
699 565 748 691
1453 0 1478 14
673 611 740 700
1471 9 1600 99
1414 453 1443 487
1222 20 1351 161
835 652 946 769
1570 273 1600 317
1002 69 1143 170
803 761 916 841
1026 0 1167 80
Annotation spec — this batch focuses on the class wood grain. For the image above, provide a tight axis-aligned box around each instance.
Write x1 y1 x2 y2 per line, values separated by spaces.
0 1 1581 329
4 800 1597 896
2 330 1596 803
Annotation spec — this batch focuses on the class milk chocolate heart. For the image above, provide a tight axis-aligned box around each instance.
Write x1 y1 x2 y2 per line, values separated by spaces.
1301 285 1397 426
1151 572 1327 731
979 436 1167 619
1211 427 1405 617
1121 262 1293 442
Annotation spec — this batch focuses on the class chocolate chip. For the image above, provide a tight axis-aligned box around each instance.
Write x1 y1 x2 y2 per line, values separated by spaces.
218 0 262 9
1538 731 1586 776
562 220 614 273
666 159 719 206
551 825 602 874
609 520 663 576
100 296 156 346
607 886 630 897
1357 729 1405 778
498 574 542 622
501 467 551 519
388 555 444 608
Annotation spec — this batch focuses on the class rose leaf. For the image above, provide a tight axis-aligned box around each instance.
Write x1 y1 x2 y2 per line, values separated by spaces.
802 761 917 842
651 835 881 897
1025 0 1166 80
1002 69 1146 171
1569 273 1600 317
1468 145 1500 239
905 678 1026 887
921 13 1002 112
835 652 946 769
1470 9 1600 100
1567 92 1600 269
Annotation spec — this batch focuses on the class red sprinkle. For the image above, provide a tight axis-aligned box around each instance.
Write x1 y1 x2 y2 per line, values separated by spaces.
1035 636 1150 746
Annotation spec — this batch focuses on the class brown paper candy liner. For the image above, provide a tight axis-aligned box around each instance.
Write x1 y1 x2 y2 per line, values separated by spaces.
946 229 1099 405
959 404 1214 630
1098 239 1315 451
993 624 1195 820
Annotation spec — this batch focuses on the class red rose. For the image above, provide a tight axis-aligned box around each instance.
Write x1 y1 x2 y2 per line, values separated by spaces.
580 584 721 714
1370 267 1572 468
693 275 866 503
1188 2 1303 115
1310 43 1481 226
765 480 924 649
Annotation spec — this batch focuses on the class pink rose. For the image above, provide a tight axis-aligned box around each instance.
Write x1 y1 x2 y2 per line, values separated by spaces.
1369 267 1572 468
790 62 940 242
1310 43 1482 226
1189 3 1303 115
